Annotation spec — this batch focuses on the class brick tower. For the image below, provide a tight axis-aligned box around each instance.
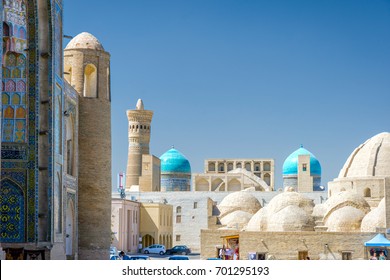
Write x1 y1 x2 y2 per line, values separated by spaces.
125 99 154 190
64 32 112 259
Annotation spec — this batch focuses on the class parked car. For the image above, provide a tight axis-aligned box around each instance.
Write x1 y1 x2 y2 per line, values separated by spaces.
142 244 166 255
165 245 191 255
128 255 151 260
109 246 119 259
168 255 189 260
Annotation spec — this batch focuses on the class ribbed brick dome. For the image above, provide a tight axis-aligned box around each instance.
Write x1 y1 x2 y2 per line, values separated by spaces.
338 132 390 178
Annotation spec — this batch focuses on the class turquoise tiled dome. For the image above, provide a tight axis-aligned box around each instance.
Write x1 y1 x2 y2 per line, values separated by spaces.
283 145 321 176
160 148 191 174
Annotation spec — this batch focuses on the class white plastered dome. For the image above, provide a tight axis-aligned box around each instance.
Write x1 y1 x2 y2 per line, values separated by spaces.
218 191 261 218
65 32 105 51
361 198 386 232
338 132 390 178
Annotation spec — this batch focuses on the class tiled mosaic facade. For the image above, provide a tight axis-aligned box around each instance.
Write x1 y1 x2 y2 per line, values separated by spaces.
1 0 38 244
0 0 76 260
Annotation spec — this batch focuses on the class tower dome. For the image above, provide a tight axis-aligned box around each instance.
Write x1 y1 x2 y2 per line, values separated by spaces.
283 145 321 176
160 148 191 191
160 148 191 174
282 145 322 191
65 32 104 51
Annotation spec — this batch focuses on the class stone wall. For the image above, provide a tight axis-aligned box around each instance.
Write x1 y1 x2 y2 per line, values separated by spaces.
201 229 376 260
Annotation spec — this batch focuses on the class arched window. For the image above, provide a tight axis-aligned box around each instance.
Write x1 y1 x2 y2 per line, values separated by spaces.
218 163 224 172
18 27 26 39
363 188 371 198
3 22 10 36
66 115 75 176
176 206 181 214
263 162 271 171
245 162 251 171
236 162 242 169
264 173 271 186
83 64 97 97
208 163 215 172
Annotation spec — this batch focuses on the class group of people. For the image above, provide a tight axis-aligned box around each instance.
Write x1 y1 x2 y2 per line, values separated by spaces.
370 251 387 260
219 246 239 260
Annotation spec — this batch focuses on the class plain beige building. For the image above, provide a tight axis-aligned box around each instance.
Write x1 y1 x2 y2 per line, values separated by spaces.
139 154 161 192
140 203 173 249
111 199 140 254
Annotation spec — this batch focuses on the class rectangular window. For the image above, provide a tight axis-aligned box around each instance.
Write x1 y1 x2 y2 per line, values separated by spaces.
176 215 181 224
298 251 308 260
194 202 197 209
342 252 352 260
256 253 267 260
176 235 181 242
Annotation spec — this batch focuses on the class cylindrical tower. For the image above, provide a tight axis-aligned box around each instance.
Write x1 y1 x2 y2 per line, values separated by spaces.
125 99 153 190
64 32 112 260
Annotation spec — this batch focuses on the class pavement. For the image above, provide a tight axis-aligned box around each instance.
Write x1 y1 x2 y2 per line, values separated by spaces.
128 253 200 260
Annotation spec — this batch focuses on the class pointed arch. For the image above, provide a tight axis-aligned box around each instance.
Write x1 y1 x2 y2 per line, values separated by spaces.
0 178 26 242
5 80 16 92
83 64 97 98
2 93 10 104
4 106 14 118
227 178 241 191
15 107 26 118
195 178 209 191
11 93 20 105
16 80 26 92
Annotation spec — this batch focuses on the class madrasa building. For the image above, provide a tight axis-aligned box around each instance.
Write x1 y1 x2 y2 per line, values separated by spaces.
112 100 326 253
200 132 390 260
113 100 389 259
1 0 112 260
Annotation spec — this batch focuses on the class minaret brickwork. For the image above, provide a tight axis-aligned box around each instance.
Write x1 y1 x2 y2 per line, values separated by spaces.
125 99 153 190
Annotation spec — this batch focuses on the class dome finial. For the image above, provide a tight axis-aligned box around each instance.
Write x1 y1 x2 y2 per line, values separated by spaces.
136 99 144 110
172 145 175 149
300 144 303 148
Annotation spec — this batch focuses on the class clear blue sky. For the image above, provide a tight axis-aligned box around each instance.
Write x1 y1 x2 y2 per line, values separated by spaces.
64 0 390 191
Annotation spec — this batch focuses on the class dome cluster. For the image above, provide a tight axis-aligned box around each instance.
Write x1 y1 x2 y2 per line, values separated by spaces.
246 190 315 232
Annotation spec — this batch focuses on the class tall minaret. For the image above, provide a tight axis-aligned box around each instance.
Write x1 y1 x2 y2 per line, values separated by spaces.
64 32 112 260
125 99 153 190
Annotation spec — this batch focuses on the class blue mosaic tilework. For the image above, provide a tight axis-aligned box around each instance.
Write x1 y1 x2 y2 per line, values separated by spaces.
0 178 25 242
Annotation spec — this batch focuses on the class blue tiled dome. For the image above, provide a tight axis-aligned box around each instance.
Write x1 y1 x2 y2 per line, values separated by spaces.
283 145 321 176
160 148 191 174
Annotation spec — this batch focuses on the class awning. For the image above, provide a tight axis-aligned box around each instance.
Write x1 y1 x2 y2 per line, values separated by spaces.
364 234 390 247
